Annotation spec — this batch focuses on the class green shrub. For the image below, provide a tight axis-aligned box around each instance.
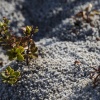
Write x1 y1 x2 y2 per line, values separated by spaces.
0 17 39 85
0 17 38 65
0 66 20 85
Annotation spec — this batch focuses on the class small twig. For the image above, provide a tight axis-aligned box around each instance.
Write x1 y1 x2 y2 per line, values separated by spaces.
26 27 34 65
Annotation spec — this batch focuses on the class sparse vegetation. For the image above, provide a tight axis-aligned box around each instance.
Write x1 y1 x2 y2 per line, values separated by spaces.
72 4 100 87
0 66 20 85
0 17 38 84
74 3 100 26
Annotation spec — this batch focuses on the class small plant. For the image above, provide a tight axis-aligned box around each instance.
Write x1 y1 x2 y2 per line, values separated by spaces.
0 17 38 65
7 46 25 61
0 66 20 85
74 3 100 26
0 17 39 85
90 66 100 87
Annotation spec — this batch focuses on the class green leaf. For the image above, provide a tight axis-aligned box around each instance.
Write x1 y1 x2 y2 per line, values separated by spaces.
16 46 24 53
6 66 11 72
8 78 17 84
9 75 16 78
3 80 7 83
13 71 20 77
17 53 24 61
34 27 39 33
1 73 9 79
9 68 14 75
7 49 17 59
0 22 4 27
26 26 32 35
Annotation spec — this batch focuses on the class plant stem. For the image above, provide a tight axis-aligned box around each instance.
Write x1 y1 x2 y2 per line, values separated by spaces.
26 27 34 65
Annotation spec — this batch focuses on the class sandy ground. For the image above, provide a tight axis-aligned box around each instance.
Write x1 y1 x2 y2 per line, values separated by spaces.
0 0 100 100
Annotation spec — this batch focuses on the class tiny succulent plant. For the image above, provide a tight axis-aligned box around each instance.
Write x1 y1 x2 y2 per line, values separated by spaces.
7 46 25 61
0 66 20 85
74 3 100 27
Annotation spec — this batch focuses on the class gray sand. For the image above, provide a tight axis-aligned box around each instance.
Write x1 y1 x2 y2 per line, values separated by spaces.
0 0 100 100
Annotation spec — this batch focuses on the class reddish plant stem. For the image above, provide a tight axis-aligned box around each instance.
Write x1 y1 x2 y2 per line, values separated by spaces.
26 27 34 65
